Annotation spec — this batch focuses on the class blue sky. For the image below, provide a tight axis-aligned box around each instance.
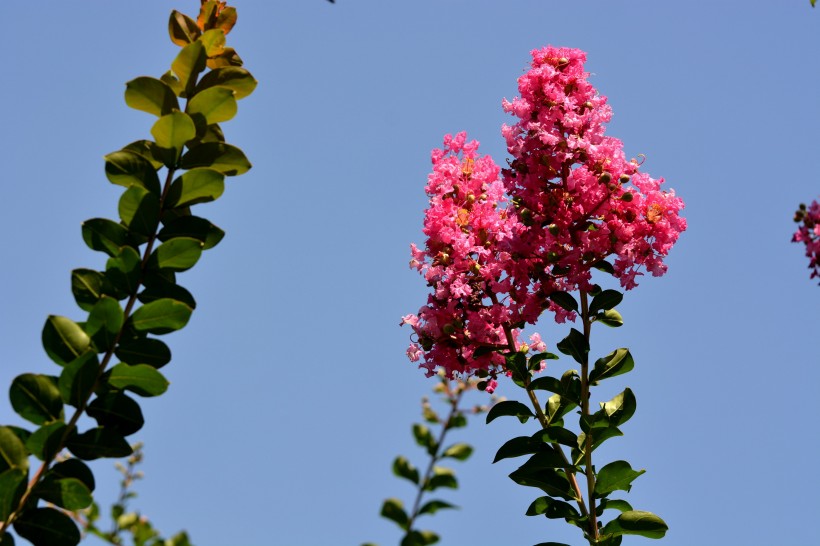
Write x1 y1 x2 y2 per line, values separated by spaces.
2 1 819 545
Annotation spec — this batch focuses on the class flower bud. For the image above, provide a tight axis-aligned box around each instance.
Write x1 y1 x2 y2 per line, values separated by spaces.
619 174 631 184
470 261 481 274
621 192 633 202
598 172 612 184
466 193 476 205
442 323 456 335
547 251 560 263
518 343 530 354
557 57 569 68
548 223 560 236
520 208 534 226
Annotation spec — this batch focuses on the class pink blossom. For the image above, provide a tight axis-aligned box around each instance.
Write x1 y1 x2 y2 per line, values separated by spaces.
529 333 547 353
406 343 423 362
793 200 820 282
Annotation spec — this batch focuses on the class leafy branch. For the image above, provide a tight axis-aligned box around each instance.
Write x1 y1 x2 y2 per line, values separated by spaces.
0 3 255 545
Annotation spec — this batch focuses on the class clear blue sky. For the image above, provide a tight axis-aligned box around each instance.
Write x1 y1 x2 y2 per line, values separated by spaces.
2 1 818 545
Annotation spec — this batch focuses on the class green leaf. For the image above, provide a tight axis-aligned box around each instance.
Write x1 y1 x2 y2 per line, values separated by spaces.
115 337 172 368
10 374 63 425
515 450 572 474
194 66 257 99
0 427 29 473
180 142 251 175
138 275 197 310
107 363 169 397
66 428 132 460
199 29 226 57
423 467 457 491
124 77 179 117
391 456 419 485
50 459 95 493
589 348 634 384
549 291 579 313
528 351 559 372
597 309 624 327
118 186 160 238
172 40 207 97
14 507 81 546
42 316 90 366
417 500 456 516
168 10 201 46
151 111 196 158
104 151 160 194
556 328 589 365
130 298 193 334
597 499 633 516
505 351 528 386
589 289 623 315
493 436 542 463
528 375 562 394
379 498 408 530
532 426 578 448
81 219 131 257
601 510 668 539
526 496 580 519
486 400 534 424
166 168 225 208
594 461 645 497
158 216 225 250
508 465 574 501
0 469 26 522
401 530 439 546
85 296 124 352
121 140 165 169
148 237 203 272
412 423 436 455
105 245 142 296
187 86 237 125
545 393 576 425
533 543 572 546
600 388 636 427
442 443 473 461
161 70 183 96
26 422 67 460
34 476 92 511
71 269 113 311
87 392 145 435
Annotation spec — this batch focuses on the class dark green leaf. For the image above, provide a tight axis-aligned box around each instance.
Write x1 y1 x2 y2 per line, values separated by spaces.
118 186 160 238
379 498 408 530
5 428 31 451
124 77 179 117
0 527 15 546
161 70 183 96
508 465 574 501
198 123 225 144
545 393 576 425
25 422 67 460
10 374 63 425
151 112 196 158
187 86 236 125
401 530 439 546
486 400 534 424
528 351 559 372
601 510 668 539
105 246 142 296
532 426 578 448
171 40 207 97
42 316 91 366
597 308 624 327
180 142 251 175
121 140 165 169
0 426 29 472
589 289 623 315
81 218 131 258
66 428 132 460
556 328 589 365
412 423 436 455
138 275 197 310
158 216 225 250
589 349 634 384
600 388 636 427
597 498 633 516
447 412 467 429
528 376 562 394
71 269 113 311
104 151 160 194
34 476 92 511
442 443 473 461
115 337 171 368
549 291 578 313
391 456 419 485
50 459 95 493
166 168 225 208
516 450 571 474
505 352 528 386
107 363 169 397
148 237 203 272
194 67 257 99
87 392 145 435
493 436 542 463
592 260 615 274
533 543 572 546
0 469 26 522
168 10 201 46
14 507 80 546
417 500 456 516
85 296 124 352
526 496 580 519
594 461 645 497
423 467 457 491
130 298 193 334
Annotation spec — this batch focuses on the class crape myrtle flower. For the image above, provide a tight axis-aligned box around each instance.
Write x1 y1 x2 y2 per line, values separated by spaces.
793 200 820 282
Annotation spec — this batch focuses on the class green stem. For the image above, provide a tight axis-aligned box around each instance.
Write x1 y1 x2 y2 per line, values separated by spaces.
579 290 598 541
404 379 464 535
0 166 177 537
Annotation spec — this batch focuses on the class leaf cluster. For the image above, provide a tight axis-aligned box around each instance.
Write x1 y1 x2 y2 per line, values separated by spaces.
0 3 254 545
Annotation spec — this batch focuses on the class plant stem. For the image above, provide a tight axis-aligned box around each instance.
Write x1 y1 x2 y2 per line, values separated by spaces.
579 290 598 541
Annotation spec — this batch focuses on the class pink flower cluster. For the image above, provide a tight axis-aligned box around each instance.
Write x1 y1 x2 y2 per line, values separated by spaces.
793 200 820 281
404 46 686 380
